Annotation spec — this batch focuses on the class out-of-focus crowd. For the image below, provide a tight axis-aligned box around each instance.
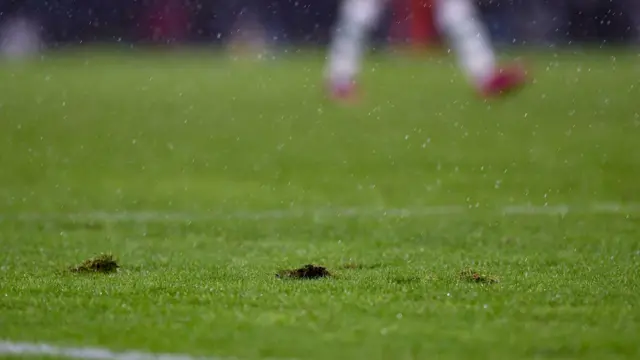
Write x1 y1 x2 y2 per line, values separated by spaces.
0 0 638 57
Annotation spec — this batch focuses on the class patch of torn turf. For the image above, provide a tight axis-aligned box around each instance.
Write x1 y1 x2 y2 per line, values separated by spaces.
277 264 331 279
460 268 499 284
70 253 120 274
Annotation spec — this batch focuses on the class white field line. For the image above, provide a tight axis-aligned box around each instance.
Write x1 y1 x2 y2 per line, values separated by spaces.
0 340 233 360
1 203 640 223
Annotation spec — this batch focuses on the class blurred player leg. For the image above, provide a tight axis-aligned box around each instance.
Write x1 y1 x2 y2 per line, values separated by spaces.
0 0 42 59
434 0 526 97
434 0 495 84
325 0 385 101
326 0 527 101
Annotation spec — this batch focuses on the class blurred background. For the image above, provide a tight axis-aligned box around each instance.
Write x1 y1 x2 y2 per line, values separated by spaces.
1 0 639 58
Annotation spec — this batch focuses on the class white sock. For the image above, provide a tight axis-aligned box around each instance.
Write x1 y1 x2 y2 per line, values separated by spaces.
326 0 385 82
435 0 496 85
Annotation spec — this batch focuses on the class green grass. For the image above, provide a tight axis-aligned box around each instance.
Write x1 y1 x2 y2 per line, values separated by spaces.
0 48 639 360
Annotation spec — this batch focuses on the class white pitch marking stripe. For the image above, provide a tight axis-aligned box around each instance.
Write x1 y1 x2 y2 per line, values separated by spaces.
501 205 570 215
0 203 639 223
0 341 226 360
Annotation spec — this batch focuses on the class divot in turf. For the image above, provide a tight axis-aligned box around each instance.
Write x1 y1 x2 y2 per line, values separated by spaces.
459 268 499 284
69 253 120 274
276 264 331 279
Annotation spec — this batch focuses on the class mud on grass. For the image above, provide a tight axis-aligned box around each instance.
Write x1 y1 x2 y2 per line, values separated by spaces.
459 268 499 284
69 253 120 274
277 264 331 279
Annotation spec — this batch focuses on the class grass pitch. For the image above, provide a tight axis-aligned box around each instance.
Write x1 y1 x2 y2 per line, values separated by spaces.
0 48 639 360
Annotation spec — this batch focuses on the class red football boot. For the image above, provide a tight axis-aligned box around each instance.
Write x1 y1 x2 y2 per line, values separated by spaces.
327 78 359 104
479 64 528 98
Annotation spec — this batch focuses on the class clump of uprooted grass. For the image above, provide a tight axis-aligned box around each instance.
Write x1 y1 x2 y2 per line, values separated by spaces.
69 253 119 274
276 264 331 279
459 268 499 284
